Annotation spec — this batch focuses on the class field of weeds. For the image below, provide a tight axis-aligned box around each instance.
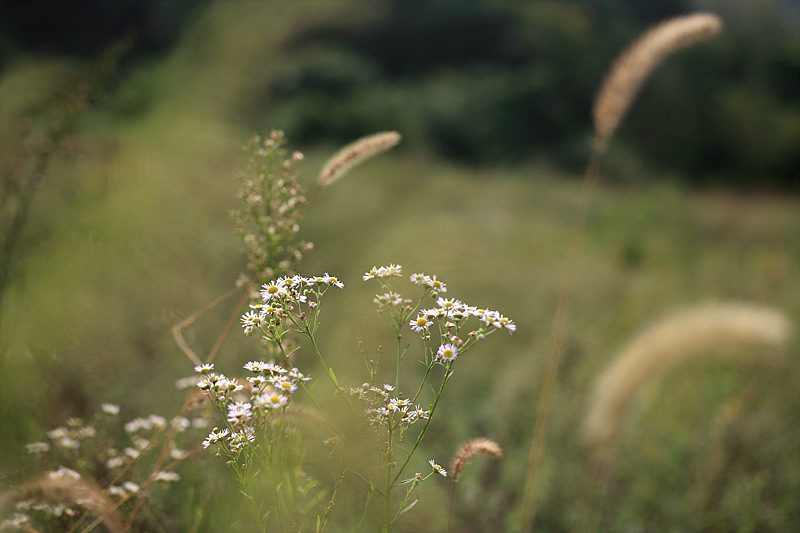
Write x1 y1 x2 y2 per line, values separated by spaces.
1 3 798 532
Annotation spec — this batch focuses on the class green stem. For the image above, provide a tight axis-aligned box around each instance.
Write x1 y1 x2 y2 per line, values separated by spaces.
391 367 450 487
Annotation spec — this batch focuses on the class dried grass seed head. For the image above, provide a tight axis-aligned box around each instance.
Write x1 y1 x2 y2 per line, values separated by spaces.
450 437 503 481
584 302 792 447
592 13 723 151
317 131 401 188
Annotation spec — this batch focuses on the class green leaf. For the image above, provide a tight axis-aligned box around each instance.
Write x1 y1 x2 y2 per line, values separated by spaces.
393 497 419 522
328 367 339 387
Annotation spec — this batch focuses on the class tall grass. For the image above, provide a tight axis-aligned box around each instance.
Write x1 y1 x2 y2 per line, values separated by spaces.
1 4 798 533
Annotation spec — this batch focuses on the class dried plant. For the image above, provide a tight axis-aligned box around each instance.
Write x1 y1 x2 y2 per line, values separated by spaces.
584 302 791 448
447 438 503 533
449 438 503 483
0 473 122 533
593 13 723 152
520 13 724 531
311 131 401 200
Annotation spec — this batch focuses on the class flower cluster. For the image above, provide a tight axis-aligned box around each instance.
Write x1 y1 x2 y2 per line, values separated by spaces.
13 404 199 531
195 361 310 454
363 264 403 281
240 273 344 336
350 383 430 429
364 266 515 369
410 297 516 336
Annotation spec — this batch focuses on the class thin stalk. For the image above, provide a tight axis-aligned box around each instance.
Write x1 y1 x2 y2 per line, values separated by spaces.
391 368 450 487
519 148 603 531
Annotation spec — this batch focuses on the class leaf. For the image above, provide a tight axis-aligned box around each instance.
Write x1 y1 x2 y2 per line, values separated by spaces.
328 367 339 387
397 477 418 485
393 498 419 522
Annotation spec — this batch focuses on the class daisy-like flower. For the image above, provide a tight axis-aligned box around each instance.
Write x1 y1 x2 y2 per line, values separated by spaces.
48 466 81 481
437 343 459 363
149 415 167 428
379 264 402 277
106 456 125 469
26 442 50 454
271 377 298 395
493 313 516 332
423 275 446 293
154 471 180 483
194 363 214 374
244 361 270 373
260 279 288 301
248 375 267 388
485 311 516 332
287 367 311 381
429 459 447 477
101 403 120 415
410 314 432 333
202 427 230 448
255 392 289 410
227 402 253 425
375 291 403 308
409 273 427 285
229 428 256 451
241 310 265 334
171 417 190 432
363 266 380 281
322 273 344 289
122 481 140 493
436 297 465 315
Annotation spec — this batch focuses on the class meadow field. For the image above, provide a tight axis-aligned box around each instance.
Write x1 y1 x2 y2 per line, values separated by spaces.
1 3 798 532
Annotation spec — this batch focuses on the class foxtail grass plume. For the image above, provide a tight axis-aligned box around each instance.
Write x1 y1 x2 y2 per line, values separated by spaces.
449 437 503 482
0 474 123 532
584 302 792 447
317 131 401 189
593 13 722 152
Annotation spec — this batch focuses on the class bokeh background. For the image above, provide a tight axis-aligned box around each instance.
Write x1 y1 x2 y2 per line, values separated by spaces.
1 1 798 532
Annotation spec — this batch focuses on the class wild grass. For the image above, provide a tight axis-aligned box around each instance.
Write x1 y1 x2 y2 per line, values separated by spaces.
0 4 798 533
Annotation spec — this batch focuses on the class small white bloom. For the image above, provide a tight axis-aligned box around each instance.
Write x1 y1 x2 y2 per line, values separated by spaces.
255 392 288 410
436 343 459 363
193 363 214 374
101 403 120 415
148 415 166 428
202 427 229 448
423 275 446 293
363 267 380 281
26 442 50 454
260 279 288 301
106 457 125 469
410 314 432 333
48 466 81 481
154 471 180 483
410 273 427 285
58 437 80 450
227 402 253 424
171 417 190 432
47 427 68 440
429 459 447 477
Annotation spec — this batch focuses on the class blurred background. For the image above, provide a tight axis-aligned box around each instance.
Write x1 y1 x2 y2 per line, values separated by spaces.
0 1 798 532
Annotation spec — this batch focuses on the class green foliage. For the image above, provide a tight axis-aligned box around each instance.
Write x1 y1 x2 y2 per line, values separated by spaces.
0 3 798 532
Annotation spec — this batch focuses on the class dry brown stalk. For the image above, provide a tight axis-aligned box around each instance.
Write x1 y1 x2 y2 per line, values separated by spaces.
317 131 401 189
449 438 503 482
593 13 722 151
0 475 123 533
584 302 791 447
